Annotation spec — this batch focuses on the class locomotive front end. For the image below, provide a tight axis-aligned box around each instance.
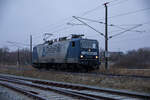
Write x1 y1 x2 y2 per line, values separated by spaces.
79 39 100 69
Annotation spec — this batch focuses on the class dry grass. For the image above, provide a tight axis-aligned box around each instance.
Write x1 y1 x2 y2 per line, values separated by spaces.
93 64 150 76
0 64 150 94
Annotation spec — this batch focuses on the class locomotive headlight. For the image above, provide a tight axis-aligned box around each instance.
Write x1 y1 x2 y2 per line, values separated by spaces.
80 55 84 58
88 49 91 52
95 56 99 59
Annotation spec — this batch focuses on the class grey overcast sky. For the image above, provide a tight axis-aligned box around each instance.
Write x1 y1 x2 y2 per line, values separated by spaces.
0 0 150 52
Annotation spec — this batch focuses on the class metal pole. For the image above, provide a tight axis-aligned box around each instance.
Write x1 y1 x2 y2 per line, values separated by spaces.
104 3 108 70
17 48 20 66
30 35 32 64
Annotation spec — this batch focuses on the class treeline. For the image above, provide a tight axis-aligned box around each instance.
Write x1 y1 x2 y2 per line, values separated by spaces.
0 47 31 65
1 47 150 68
110 48 150 68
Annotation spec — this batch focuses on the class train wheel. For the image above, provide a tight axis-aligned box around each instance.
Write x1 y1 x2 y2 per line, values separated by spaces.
94 65 99 70
32 64 41 70
45 66 50 70
79 65 88 72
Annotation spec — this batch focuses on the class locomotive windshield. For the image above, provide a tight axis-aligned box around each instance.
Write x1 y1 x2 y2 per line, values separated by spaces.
80 40 98 49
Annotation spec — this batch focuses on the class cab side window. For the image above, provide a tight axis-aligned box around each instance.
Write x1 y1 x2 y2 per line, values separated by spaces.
72 41 75 47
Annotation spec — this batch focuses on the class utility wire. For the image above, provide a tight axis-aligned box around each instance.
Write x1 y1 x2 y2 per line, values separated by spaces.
109 0 129 7
109 24 143 39
33 26 74 44
81 5 103 16
109 24 145 33
32 5 103 38
74 17 101 23
6 41 37 48
111 33 150 44
70 16 145 33
32 22 69 38
114 24 143 26
73 16 105 37
112 21 150 26
109 0 120 3
70 16 150 27
99 7 150 20
42 5 103 38
101 0 122 5
142 21 150 25
32 23 68 39
49 5 103 33
33 20 150 44
7 41 30 46
50 26 74 34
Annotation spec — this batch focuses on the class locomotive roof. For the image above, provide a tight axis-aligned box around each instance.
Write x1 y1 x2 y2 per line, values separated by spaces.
34 37 98 48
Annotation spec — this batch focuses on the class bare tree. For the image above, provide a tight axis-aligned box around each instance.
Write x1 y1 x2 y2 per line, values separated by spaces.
0 47 30 65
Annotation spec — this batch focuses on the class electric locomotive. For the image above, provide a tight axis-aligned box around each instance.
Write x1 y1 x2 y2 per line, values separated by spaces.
32 34 100 71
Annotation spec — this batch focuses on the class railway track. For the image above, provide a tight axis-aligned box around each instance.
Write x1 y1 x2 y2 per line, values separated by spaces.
0 81 47 100
0 74 149 100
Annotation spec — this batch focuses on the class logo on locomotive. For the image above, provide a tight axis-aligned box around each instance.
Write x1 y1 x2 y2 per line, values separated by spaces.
42 44 62 57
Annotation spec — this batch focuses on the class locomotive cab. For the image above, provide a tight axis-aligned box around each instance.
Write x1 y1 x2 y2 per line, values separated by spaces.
79 39 100 69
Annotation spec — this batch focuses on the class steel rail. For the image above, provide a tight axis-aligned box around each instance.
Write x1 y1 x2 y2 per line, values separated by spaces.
0 74 150 100
31 78 150 99
0 81 47 100
0 76 105 100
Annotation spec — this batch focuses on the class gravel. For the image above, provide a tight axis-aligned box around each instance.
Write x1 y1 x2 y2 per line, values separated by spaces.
0 85 32 100
0 81 77 100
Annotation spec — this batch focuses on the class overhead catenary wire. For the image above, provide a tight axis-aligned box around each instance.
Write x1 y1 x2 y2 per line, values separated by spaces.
73 17 102 23
48 4 105 34
99 7 150 20
70 4 150 40
12 0 150 51
70 16 150 27
6 41 30 47
110 21 150 35
72 16 105 37
32 0 130 41
102 0 125 5
6 41 36 48
109 24 145 33
109 0 129 7
110 20 150 27
81 5 103 16
109 0 120 3
141 21 150 25
77 17 148 39
109 24 143 39
32 22 70 38
49 26 74 34
69 16 145 33
32 4 104 38
32 23 74 41
32 17 72 36
32 26 74 44
65 0 128 31
110 33 150 46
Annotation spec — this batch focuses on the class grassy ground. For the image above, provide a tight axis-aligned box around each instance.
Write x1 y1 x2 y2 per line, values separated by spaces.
0 64 150 94
95 64 150 76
